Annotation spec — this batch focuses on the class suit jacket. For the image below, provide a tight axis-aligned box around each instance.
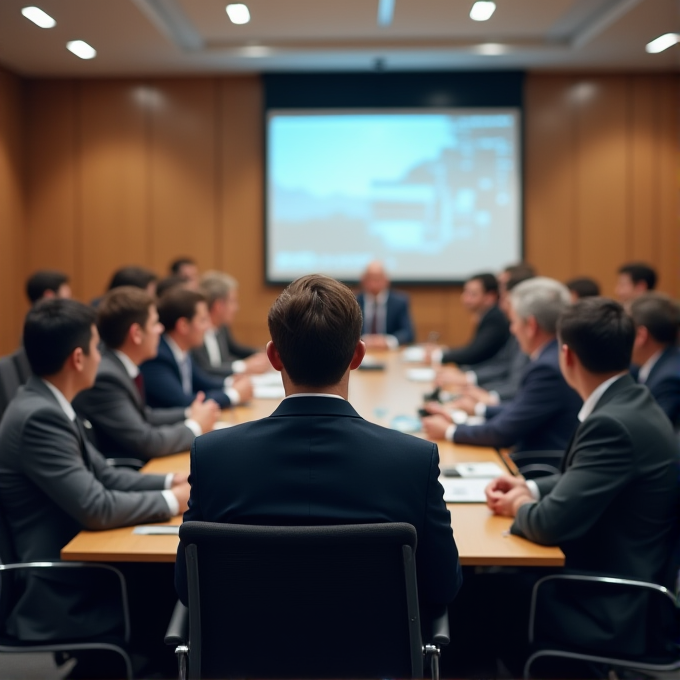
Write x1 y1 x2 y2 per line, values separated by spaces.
453 340 582 452
175 395 462 609
467 336 530 402
140 335 231 409
640 346 680 430
357 290 415 345
191 326 259 379
511 374 680 654
0 377 171 641
442 305 510 366
73 348 195 460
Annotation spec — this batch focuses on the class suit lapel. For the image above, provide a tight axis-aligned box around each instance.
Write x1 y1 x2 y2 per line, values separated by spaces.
106 350 145 413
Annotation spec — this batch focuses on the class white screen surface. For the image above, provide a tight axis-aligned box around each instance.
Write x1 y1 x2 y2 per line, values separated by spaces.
266 109 521 283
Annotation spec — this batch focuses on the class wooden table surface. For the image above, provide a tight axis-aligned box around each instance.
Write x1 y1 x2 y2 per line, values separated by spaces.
62 351 564 567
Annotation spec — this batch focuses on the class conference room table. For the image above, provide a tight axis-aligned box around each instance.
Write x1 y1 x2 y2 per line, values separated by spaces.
61 349 564 568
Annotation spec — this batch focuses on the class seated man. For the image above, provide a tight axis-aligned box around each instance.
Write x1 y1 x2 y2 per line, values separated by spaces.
630 293 680 429
422 278 582 453
614 261 657 305
140 288 253 409
356 261 415 348
169 256 199 289
176 274 462 613
74 287 220 460
191 271 270 378
565 276 600 302
0 299 189 643
436 273 510 367
25 269 72 304
485 297 679 654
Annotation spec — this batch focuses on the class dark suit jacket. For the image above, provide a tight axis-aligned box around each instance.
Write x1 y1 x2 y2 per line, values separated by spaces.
0 377 171 641
453 340 582 452
175 396 462 609
191 326 259 379
140 336 231 409
641 346 680 430
468 336 530 402
442 305 510 366
511 374 680 654
357 290 415 345
74 348 195 460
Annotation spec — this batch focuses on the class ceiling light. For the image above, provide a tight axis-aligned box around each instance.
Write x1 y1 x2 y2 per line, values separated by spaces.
475 43 506 55
66 40 97 60
21 6 56 28
226 4 250 25
470 1 496 22
645 33 680 54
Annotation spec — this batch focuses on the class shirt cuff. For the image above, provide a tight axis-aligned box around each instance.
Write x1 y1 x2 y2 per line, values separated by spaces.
232 360 246 374
164 473 174 489
162 489 180 516
385 335 399 349
445 424 456 442
184 406 192 418
526 480 541 501
184 418 202 437
226 387 240 405
474 402 487 417
432 349 443 366
465 370 478 386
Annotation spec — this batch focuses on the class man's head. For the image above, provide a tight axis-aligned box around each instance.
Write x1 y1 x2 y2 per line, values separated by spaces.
500 269 535 315
566 277 601 303
170 258 199 289
509 277 571 355
557 298 635 388
615 263 657 304
108 266 158 297
24 299 100 389
360 261 390 297
630 293 680 365
97 287 163 364
25 270 72 305
267 274 364 389
199 271 239 327
157 288 210 351
461 273 499 314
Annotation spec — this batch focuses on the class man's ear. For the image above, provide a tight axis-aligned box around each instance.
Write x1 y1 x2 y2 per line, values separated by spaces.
634 325 649 348
266 341 284 372
349 340 367 371
175 317 189 335
70 346 85 373
561 343 575 369
527 315 540 338
129 322 143 346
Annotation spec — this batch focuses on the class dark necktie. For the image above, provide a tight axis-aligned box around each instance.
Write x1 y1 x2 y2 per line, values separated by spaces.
133 373 145 402
370 303 379 334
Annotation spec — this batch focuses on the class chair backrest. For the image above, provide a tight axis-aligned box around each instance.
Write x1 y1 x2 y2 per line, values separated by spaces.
179 521 422 679
11 348 32 384
0 505 20 635
0 355 23 422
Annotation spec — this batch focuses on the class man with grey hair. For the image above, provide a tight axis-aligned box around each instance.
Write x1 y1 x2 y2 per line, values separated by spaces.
422 277 582 452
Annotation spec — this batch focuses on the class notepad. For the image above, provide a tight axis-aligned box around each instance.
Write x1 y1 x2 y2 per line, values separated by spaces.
133 525 180 535
406 368 435 382
251 373 284 388
440 478 491 503
401 346 426 363
454 462 504 478
253 385 286 399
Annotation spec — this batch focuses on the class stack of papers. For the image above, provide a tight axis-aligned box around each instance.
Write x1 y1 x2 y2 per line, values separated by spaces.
405 367 435 382
251 372 286 399
439 462 504 503
401 346 427 363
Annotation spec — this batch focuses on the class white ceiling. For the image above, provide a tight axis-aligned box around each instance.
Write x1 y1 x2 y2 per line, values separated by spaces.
0 0 678 77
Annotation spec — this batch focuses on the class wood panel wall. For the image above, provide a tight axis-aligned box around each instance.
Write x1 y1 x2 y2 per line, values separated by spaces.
1 71 678 354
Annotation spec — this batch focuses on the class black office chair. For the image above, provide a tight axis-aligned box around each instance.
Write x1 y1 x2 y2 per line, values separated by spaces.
510 450 563 480
10 346 32 384
166 521 450 679
0 509 134 679
0 354 23 421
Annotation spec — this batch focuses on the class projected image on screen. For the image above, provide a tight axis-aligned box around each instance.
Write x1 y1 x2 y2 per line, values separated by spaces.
266 109 521 283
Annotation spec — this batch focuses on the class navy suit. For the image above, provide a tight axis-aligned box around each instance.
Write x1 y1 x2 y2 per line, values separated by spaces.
357 290 415 345
140 336 231 409
176 396 462 609
639 346 680 430
453 339 582 452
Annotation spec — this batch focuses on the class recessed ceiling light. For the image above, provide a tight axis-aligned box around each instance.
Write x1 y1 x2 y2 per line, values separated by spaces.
226 4 250 25
645 33 680 54
66 40 97 60
21 6 56 28
475 43 506 55
470 1 496 22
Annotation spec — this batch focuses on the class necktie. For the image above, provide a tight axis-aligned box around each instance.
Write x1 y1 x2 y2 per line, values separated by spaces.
370 305 379 334
180 355 193 395
133 373 145 402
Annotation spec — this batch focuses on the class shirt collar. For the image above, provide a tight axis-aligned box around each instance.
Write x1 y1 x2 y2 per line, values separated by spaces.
530 339 552 361
365 290 389 305
113 349 139 379
165 335 187 365
637 350 663 384
284 393 345 401
577 373 627 422
41 379 76 421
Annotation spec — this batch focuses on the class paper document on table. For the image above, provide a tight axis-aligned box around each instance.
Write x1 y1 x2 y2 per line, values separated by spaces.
455 462 504 478
251 373 284 387
253 385 286 399
406 368 435 382
401 346 426 363
133 525 180 535
440 478 492 503
213 421 234 430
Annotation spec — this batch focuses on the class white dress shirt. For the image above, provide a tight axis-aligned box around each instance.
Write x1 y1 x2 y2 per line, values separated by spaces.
637 351 663 385
203 328 245 373
362 291 399 348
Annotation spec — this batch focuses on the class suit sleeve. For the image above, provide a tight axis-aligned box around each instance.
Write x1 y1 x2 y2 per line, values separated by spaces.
511 414 633 545
145 405 189 426
191 346 235 379
453 364 568 449
191 364 232 409
648 376 680 426
140 359 195 409
224 328 258 360
442 312 509 366
20 408 172 531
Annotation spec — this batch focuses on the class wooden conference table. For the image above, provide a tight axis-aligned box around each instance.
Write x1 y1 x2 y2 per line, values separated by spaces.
62 351 564 568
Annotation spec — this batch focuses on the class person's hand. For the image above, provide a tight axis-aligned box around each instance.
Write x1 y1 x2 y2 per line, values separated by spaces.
243 352 271 374
421 415 451 441
423 401 453 420
487 486 534 517
362 334 389 349
485 475 530 516
463 385 497 405
448 395 478 415
435 366 468 389
188 392 220 432
232 375 254 403
171 473 189 486
171 482 191 514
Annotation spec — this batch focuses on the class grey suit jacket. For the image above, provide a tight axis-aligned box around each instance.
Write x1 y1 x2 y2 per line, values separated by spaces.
0 377 171 641
465 336 529 402
191 325 258 379
512 374 680 654
74 348 194 460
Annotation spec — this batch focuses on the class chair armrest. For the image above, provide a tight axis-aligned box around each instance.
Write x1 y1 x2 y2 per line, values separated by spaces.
517 463 561 479
165 600 189 646
106 458 145 470
511 450 564 463
430 605 450 647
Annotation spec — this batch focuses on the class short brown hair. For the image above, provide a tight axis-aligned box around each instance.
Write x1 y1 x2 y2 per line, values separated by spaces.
630 293 680 345
200 271 238 309
97 286 154 349
268 274 362 387
158 289 206 332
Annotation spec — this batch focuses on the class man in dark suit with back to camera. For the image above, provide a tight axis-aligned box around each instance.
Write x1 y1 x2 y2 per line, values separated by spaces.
175 274 462 613
485 297 680 656
74 287 220 460
140 288 253 410
356 261 415 347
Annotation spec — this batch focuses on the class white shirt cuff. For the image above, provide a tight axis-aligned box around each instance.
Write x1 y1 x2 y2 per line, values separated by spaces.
164 473 174 489
184 419 202 437
162 489 180 515
232 360 246 374
465 370 478 386
474 402 487 417
432 349 443 366
385 335 399 349
526 480 541 501
445 424 456 442
226 387 240 405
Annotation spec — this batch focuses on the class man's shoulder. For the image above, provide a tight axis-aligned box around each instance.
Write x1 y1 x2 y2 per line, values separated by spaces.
0 382 70 441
